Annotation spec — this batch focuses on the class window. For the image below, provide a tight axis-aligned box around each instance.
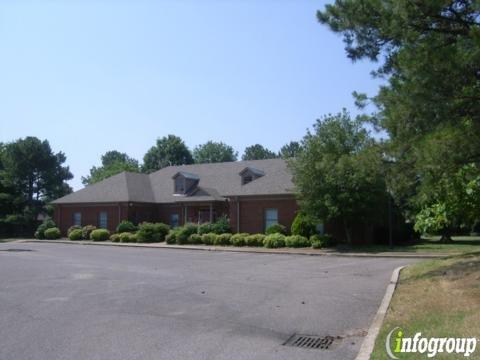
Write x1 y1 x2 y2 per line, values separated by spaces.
316 223 325 235
170 213 179 228
73 212 81 226
98 212 108 229
242 175 253 185
265 208 278 230
174 178 185 194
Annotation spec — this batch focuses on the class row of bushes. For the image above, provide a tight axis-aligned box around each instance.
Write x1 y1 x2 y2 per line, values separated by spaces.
164 232 334 249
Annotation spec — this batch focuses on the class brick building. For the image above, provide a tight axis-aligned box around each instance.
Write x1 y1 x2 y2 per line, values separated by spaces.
52 159 299 235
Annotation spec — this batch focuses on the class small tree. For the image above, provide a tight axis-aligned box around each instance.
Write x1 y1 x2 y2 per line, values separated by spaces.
193 141 237 163
242 144 277 160
142 135 193 173
290 110 387 243
82 151 140 185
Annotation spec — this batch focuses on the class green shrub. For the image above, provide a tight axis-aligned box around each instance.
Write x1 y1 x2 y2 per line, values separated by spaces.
285 235 311 248
211 215 230 234
265 223 287 235
67 225 82 236
214 233 232 246
245 234 265 247
198 222 215 235
165 230 178 244
201 233 217 245
137 222 170 243
263 233 286 248
34 218 57 239
110 233 120 242
230 233 248 247
188 233 202 244
69 229 83 241
291 213 317 238
82 225 97 240
119 232 137 243
310 234 335 248
176 223 198 245
116 220 137 233
198 216 231 235
90 229 110 241
44 227 61 239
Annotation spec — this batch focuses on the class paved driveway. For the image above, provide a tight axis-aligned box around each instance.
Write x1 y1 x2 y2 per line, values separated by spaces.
0 243 417 360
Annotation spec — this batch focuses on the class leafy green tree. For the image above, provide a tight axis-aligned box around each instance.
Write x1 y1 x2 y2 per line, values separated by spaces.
0 137 72 235
142 135 193 173
193 141 237 163
279 141 302 158
242 144 277 160
317 0 480 227
289 111 387 243
414 163 480 241
82 150 140 186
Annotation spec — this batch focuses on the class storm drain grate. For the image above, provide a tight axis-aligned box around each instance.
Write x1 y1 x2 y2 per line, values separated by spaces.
284 334 335 350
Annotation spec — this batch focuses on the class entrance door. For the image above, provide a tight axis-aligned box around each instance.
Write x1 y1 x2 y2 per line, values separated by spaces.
198 208 215 223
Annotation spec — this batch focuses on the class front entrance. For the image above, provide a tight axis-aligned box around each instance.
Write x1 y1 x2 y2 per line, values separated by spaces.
198 208 216 223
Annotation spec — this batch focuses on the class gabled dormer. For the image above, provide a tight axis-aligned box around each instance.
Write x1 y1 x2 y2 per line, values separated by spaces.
172 171 200 195
239 167 265 185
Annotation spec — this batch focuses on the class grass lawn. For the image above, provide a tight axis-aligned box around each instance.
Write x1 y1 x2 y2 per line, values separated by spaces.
338 237 480 254
371 252 480 359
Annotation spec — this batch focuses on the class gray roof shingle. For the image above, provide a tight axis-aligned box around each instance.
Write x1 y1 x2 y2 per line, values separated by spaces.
52 159 294 204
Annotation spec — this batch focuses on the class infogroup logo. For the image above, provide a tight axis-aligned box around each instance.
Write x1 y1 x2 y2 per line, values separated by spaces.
385 327 477 358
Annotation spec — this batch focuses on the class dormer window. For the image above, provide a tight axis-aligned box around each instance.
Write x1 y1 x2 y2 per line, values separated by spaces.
175 178 185 194
172 171 199 195
242 175 253 185
239 167 265 185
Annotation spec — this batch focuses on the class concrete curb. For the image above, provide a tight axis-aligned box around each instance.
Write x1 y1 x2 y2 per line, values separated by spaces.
355 265 405 360
14 239 450 259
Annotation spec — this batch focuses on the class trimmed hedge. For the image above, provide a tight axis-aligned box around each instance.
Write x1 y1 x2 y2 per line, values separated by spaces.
285 235 311 248
82 225 97 240
201 233 217 245
110 233 121 242
165 230 178 244
265 223 287 235
90 229 110 241
245 234 265 247
116 220 137 234
120 232 137 243
69 229 83 241
44 227 61 239
230 233 248 247
176 224 198 245
34 218 57 239
291 213 317 238
188 233 202 244
214 233 232 246
67 225 82 236
137 222 170 243
263 233 286 248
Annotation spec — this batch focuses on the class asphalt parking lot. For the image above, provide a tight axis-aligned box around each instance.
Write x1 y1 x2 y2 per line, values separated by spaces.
0 242 417 360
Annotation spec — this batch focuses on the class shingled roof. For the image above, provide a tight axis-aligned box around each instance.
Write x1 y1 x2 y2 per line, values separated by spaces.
52 158 294 204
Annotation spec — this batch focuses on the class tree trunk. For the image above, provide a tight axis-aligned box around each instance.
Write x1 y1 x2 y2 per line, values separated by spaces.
343 218 352 245
440 229 453 243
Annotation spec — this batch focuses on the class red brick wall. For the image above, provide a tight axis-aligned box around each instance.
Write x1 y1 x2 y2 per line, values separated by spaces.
228 196 298 234
55 203 127 235
54 197 298 236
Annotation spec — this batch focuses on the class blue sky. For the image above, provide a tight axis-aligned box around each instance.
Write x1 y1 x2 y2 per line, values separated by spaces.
0 0 381 190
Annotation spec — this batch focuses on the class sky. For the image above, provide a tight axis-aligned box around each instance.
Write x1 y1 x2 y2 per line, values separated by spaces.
0 0 382 191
